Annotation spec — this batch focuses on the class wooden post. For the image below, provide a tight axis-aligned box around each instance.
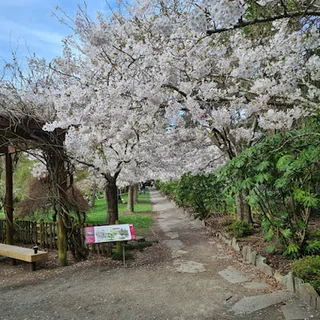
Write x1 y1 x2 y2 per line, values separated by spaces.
123 243 126 267
57 213 68 266
30 262 36 271
39 220 44 247
5 152 14 245
44 130 69 267
57 159 68 266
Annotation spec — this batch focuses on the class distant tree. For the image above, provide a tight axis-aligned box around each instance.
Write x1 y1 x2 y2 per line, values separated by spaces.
16 176 89 220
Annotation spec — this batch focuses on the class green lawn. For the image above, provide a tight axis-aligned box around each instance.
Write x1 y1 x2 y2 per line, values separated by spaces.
86 192 153 235
1 191 154 235
120 191 152 211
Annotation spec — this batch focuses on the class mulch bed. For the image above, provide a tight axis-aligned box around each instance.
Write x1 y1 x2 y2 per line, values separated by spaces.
204 215 293 275
0 212 171 287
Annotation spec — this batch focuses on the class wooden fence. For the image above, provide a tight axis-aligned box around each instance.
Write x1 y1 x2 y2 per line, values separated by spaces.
0 219 5 243
0 219 110 253
0 219 57 248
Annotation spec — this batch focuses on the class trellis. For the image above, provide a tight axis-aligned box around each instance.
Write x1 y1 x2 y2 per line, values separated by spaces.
0 115 73 266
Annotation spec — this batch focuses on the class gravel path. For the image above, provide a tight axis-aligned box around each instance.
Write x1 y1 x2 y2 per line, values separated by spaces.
0 189 319 320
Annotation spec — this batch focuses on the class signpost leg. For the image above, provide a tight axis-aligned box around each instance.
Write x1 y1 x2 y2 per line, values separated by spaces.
123 243 126 267
98 249 101 272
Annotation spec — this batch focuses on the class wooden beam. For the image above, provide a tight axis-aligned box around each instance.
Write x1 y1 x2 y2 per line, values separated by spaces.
0 145 18 156
0 146 8 154
5 153 14 245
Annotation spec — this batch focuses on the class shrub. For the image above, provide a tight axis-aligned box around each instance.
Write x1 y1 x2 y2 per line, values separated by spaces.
226 221 254 238
16 177 89 219
111 251 134 261
125 241 154 251
156 173 234 221
305 239 320 255
292 255 320 293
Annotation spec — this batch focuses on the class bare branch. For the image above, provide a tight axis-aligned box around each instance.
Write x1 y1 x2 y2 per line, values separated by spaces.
207 11 320 35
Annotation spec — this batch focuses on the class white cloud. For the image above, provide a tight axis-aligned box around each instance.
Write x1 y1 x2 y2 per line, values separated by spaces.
0 17 66 62
0 18 65 45
0 0 117 63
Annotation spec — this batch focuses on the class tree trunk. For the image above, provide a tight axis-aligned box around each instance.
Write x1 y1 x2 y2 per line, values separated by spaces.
90 181 96 208
56 159 69 266
5 153 14 245
105 177 119 225
127 185 134 213
133 184 139 204
57 213 68 266
45 130 69 267
236 190 253 224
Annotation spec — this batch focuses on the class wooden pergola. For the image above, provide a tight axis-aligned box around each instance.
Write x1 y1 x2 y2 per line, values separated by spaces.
0 116 42 242
0 115 70 266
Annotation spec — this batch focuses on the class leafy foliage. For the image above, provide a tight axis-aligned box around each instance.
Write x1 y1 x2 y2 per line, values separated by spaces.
156 172 234 220
225 221 254 238
16 177 89 220
112 251 134 261
221 117 320 257
305 239 320 255
157 117 320 258
292 256 320 293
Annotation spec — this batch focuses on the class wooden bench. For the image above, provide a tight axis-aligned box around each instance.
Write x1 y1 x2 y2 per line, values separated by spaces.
0 244 48 271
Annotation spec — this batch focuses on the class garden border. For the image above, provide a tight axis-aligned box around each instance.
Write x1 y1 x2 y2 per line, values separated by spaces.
215 231 320 312
166 193 320 312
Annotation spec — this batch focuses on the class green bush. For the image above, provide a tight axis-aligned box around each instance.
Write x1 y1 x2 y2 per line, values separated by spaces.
305 239 320 255
292 255 320 293
125 241 154 251
156 173 234 220
111 251 134 261
155 180 179 198
226 221 254 238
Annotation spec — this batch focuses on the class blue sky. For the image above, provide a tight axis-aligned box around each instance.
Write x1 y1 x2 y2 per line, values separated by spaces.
0 0 114 67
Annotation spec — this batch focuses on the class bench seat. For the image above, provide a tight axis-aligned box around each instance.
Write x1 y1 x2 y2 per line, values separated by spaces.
0 243 48 271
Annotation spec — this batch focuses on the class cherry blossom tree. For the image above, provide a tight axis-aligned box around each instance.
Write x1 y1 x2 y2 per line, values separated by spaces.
0 57 89 265
3 0 319 239
43 3 225 225
46 0 319 224
123 0 320 222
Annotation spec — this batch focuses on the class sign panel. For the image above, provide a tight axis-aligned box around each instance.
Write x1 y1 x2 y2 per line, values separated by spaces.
85 224 136 244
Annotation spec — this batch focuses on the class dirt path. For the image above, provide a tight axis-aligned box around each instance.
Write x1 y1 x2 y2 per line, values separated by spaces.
0 189 319 320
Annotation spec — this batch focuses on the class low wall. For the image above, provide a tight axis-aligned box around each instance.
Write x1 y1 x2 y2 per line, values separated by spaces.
216 232 320 312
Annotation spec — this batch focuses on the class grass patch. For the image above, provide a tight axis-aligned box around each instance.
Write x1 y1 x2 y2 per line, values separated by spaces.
85 191 152 226
85 191 153 235
119 191 152 209
119 214 153 236
1 191 153 235
85 213 153 235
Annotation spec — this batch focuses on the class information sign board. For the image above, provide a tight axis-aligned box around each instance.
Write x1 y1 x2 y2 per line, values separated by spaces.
85 224 136 244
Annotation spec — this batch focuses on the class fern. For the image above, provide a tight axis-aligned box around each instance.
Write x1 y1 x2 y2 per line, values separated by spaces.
306 240 320 255
281 229 292 240
276 155 295 171
283 242 300 259
266 244 277 253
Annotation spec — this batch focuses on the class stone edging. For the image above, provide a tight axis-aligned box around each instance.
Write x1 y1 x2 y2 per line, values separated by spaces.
162 193 320 312
215 231 320 312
